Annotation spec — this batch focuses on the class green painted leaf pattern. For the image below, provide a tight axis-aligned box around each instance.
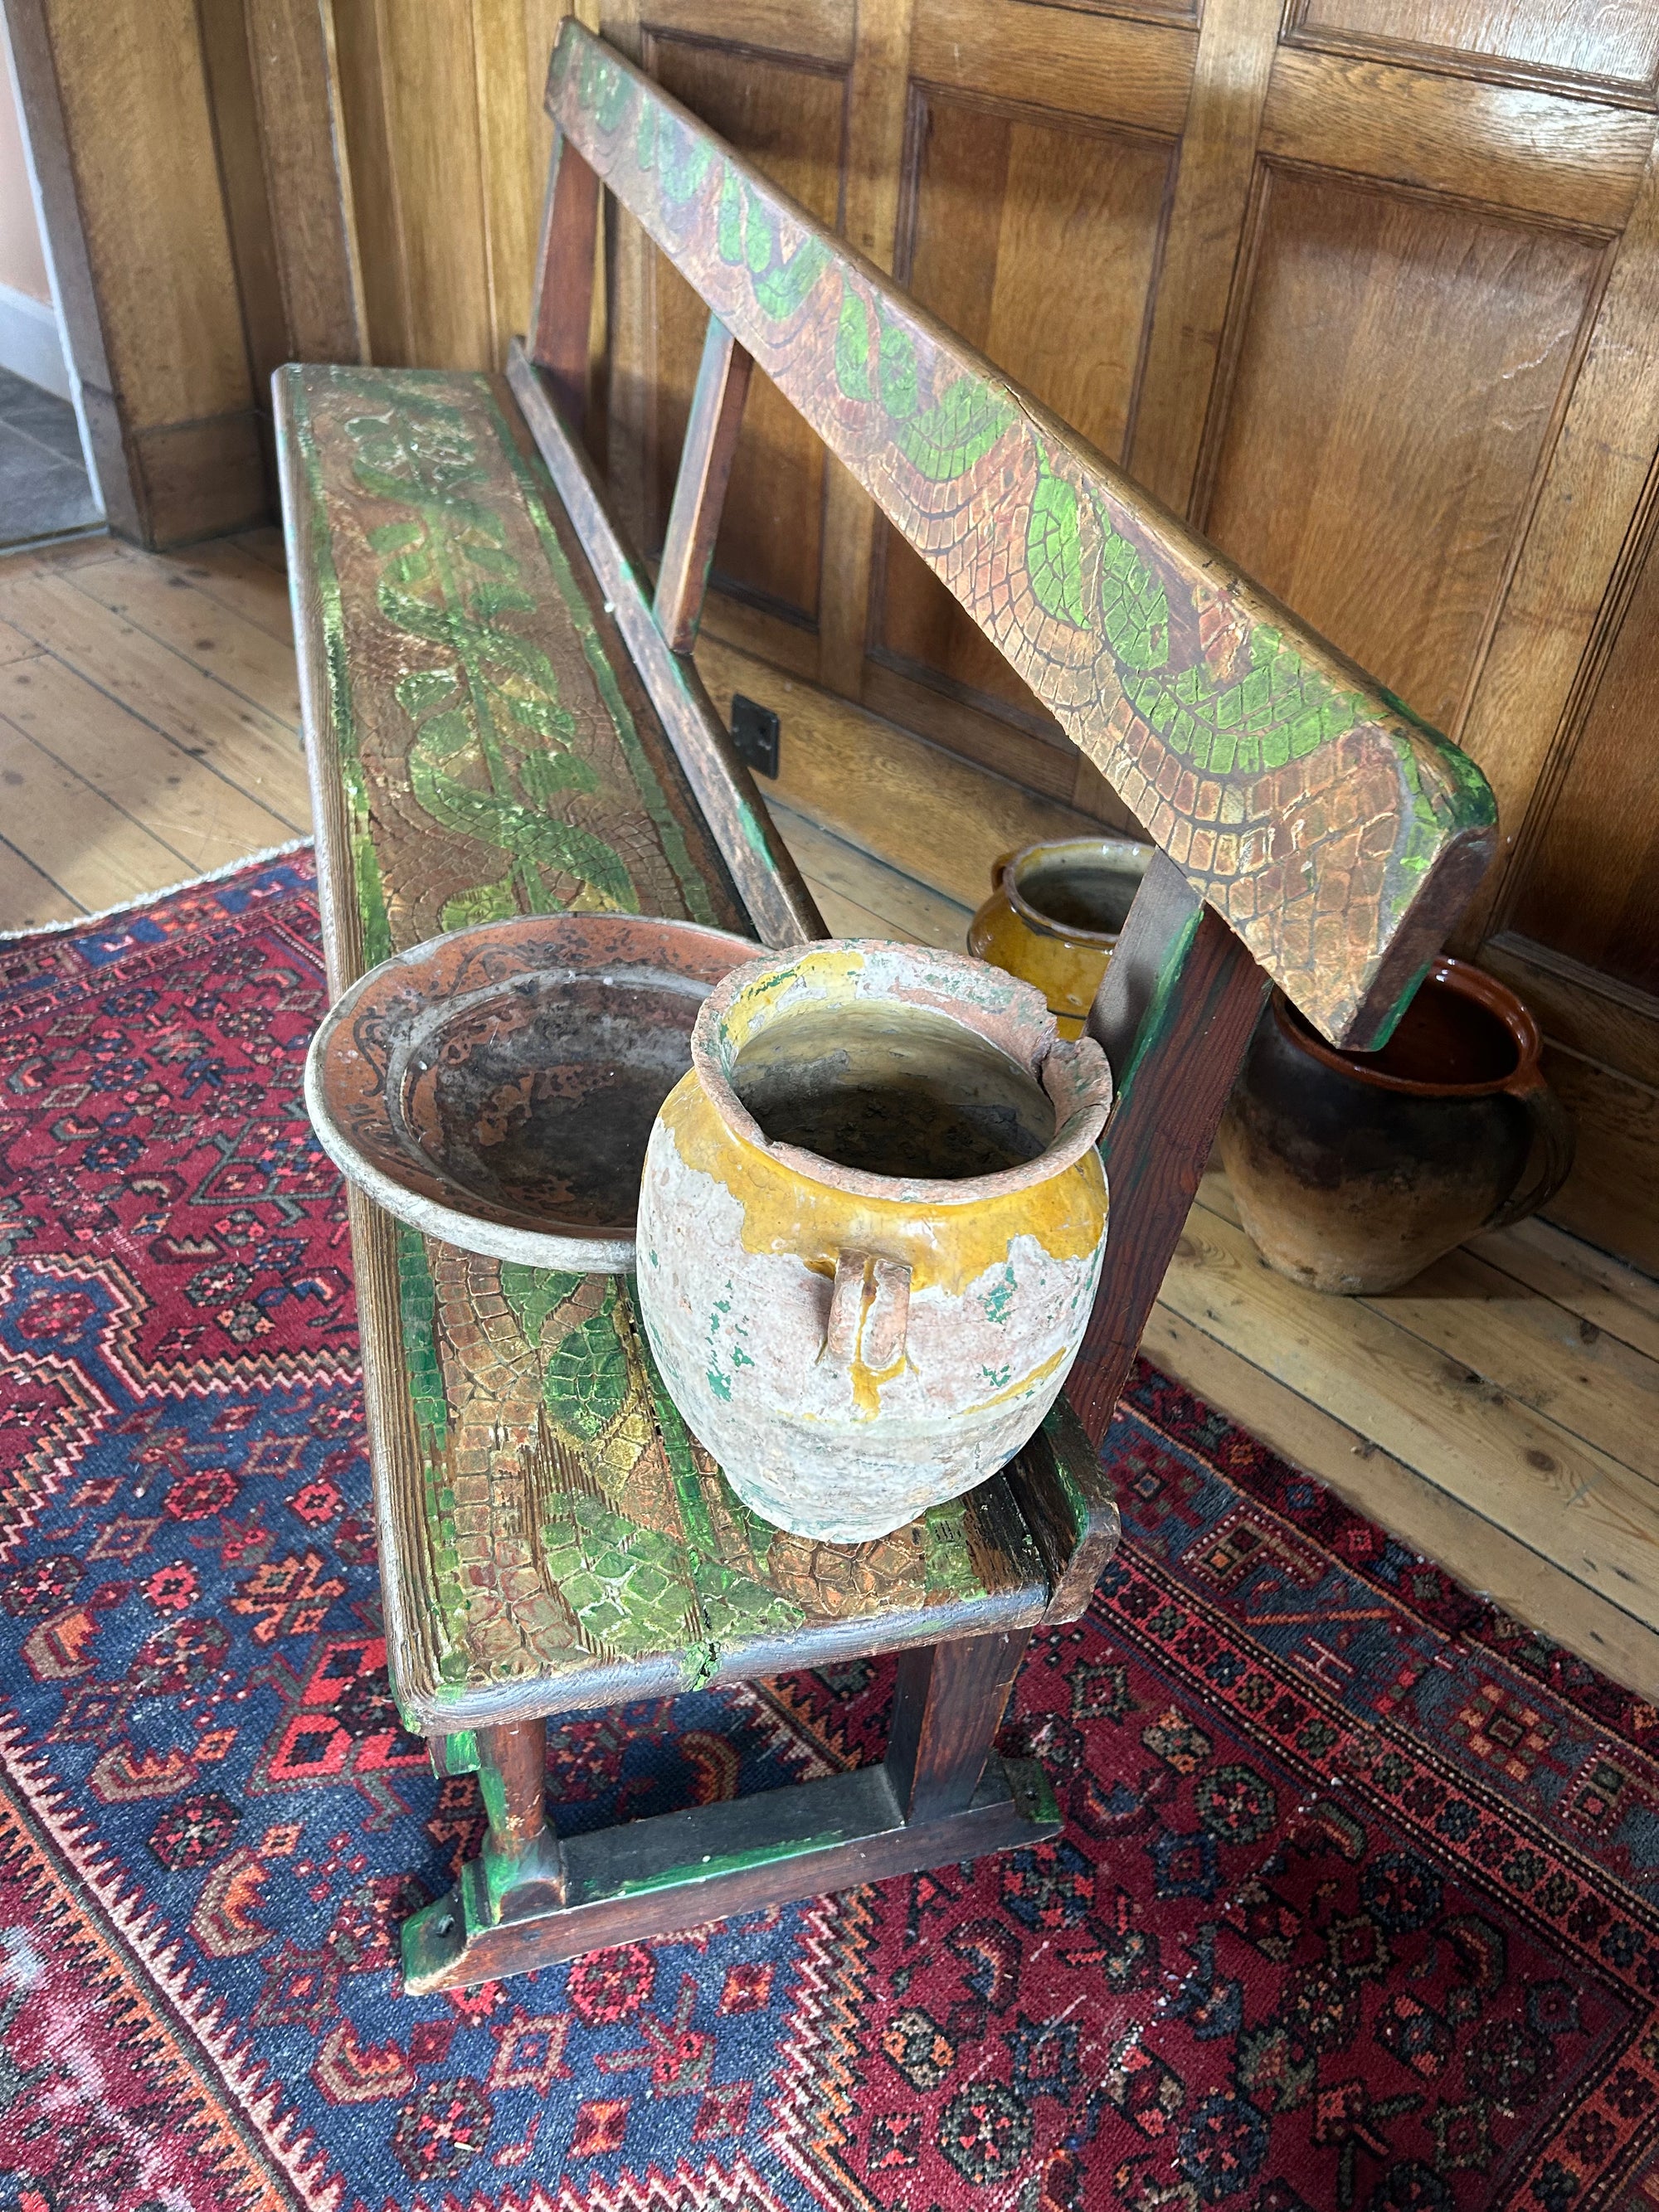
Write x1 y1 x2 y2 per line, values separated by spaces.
922 1497 983 1604
538 1495 696 1659
878 311 918 421
834 287 873 401
694 1558 809 1646
717 174 743 265
499 1262 584 1350
376 583 453 646
660 124 713 207
367 520 421 554
1095 507 1168 671
397 1226 448 1451
503 689 577 744
579 43 630 134
346 393 638 916
1125 628 1367 779
742 192 830 323
545 1290 633 1443
1027 464 1087 629
897 375 1017 483
395 668 457 717
440 871 518 931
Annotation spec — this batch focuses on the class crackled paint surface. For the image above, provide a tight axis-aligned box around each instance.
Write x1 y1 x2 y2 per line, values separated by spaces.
547 24 1497 1047
285 366 1038 1721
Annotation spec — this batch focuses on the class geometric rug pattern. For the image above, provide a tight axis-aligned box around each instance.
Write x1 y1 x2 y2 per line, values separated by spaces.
1 853 1657 2210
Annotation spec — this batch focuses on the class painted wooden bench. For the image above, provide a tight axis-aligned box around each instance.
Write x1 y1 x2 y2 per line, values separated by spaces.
276 20 1496 1994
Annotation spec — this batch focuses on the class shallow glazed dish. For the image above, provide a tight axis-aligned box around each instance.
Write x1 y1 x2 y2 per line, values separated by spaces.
304 912 758 1271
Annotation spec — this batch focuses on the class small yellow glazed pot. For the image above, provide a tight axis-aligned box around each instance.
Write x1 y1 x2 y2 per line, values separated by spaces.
967 837 1153 1036
635 941 1112 1542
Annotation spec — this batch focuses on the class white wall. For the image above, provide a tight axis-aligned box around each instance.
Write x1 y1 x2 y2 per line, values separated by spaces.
0 22 70 396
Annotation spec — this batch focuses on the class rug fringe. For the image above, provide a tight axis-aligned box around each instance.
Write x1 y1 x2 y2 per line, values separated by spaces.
0 838 315 946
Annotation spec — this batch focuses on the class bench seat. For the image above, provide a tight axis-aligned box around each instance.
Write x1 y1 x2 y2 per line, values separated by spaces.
280 362 1098 1740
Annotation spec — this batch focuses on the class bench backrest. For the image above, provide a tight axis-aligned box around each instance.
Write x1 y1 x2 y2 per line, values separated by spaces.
523 21 1496 1054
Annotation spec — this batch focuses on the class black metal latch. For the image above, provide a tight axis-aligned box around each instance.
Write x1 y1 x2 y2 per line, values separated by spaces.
731 693 779 779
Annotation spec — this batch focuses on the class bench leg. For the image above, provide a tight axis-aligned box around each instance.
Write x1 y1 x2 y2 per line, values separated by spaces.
401 1640 1058 1996
885 1630 1029 1822
474 1720 566 1919
404 1721 567 1986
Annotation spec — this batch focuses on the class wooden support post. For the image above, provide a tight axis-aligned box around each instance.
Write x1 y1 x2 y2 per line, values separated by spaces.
654 314 752 653
1067 852 1271 1447
886 1631 1030 1824
477 1720 548 1854
474 1719 565 1924
528 134 601 432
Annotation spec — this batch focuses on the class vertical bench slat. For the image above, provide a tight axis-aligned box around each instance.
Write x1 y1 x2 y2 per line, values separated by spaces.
508 343 821 953
529 134 601 432
654 314 753 654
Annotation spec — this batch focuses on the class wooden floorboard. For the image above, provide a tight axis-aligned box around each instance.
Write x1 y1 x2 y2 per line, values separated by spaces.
71 546 303 727
695 632 1097 912
0 831 81 931
0 570 309 830
162 537 299 644
0 712 188 907
2 529 1655 1696
769 800 972 949
0 648 297 872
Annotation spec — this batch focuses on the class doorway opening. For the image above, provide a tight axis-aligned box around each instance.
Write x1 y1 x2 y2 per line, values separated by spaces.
0 8 101 549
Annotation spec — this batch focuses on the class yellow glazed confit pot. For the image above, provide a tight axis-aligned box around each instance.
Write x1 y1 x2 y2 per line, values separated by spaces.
635 941 1112 1542
967 836 1152 1036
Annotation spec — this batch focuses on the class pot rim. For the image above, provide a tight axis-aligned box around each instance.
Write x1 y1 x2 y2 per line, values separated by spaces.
1273 957 1545 1097
688 939 1113 1207
1000 836 1154 948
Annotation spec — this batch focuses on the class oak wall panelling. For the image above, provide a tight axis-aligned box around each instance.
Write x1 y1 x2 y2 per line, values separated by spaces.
199 0 367 505
598 0 858 691
1192 166 1612 737
1284 0 1659 102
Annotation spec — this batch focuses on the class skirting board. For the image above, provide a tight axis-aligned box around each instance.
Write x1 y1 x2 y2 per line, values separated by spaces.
0 280 69 400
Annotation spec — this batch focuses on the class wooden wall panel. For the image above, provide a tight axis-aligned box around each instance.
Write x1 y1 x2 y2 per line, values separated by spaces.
873 93 1174 734
330 0 591 374
907 0 1194 136
1198 168 1606 735
1258 53 1649 233
1508 516 1659 998
46 1 250 428
1289 0 1659 99
365 3 494 367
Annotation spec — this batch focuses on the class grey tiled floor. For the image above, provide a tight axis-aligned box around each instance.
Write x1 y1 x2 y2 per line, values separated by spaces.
0 365 100 547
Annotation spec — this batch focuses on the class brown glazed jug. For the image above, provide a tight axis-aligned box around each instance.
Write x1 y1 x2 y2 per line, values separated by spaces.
1218 959 1575 1294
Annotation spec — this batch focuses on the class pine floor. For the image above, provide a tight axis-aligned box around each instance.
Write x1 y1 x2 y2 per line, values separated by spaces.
5 530 1658 1699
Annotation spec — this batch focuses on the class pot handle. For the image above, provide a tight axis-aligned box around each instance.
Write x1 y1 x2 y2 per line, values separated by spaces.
1485 1072 1576 1232
824 1249 911 1373
989 848 1016 892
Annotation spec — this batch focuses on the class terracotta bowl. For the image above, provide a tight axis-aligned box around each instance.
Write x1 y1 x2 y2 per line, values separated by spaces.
304 912 758 1271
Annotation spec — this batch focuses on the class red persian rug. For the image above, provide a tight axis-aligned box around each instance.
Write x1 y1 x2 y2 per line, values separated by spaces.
2 851 1658 2212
